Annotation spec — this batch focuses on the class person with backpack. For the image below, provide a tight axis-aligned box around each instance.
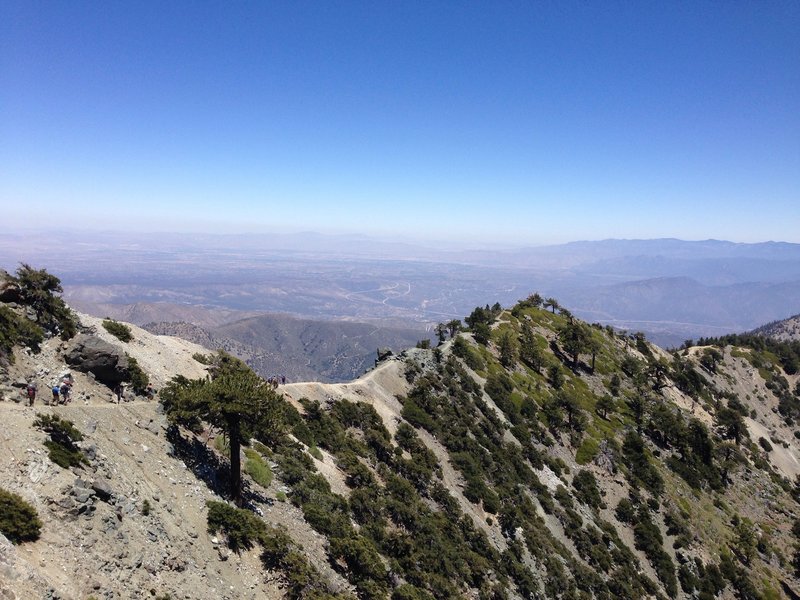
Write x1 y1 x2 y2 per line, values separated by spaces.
60 382 71 404
51 385 60 405
26 383 37 406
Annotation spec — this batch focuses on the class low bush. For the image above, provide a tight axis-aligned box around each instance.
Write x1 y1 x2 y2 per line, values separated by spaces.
452 336 486 371
206 500 266 551
572 469 603 510
33 413 86 468
214 435 230 457
207 500 340 598
102 319 133 342
126 355 149 394
0 488 42 543
43 440 87 469
192 352 211 364
0 306 44 361
244 448 273 488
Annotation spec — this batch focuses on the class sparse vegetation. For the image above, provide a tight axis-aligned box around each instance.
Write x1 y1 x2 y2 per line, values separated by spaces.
192 352 211 364
102 319 133 342
244 447 273 488
0 305 44 361
33 413 87 468
126 355 150 394
206 500 348 598
0 488 42 543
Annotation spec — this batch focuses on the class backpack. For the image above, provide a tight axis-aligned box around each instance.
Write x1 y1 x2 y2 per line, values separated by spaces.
52 386 60 395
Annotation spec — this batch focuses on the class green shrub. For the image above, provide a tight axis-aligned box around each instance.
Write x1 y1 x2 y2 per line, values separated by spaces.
572 470 603 510
12 264 77 340
633 508 677 597
33 413 86 468
43 440 87 468
452 336 486 371
615 498 635 523
0 306 44 360
102 319 133 342
192 352 211 364
0 488 42 543
214 435 230 457
207 500 334 598
245 448 273 488
206 500 266 551
758 437 773 453
252 440 273 457
308 445 323 461
126 355 149 394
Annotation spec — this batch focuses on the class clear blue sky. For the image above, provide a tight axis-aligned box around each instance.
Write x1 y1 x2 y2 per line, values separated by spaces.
1 1 798 244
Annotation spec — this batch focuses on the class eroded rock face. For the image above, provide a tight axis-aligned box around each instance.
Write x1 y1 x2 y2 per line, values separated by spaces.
64 334 129 386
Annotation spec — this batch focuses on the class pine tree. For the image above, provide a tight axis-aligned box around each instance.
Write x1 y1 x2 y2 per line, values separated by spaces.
13 264 76 339
520 323 543 371
162 352 284 505
498 330 518 369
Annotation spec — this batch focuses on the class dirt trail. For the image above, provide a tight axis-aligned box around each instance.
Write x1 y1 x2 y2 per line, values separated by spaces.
280 358 410 436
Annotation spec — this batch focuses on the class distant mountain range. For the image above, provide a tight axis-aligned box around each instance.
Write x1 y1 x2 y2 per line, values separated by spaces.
2 231 799 348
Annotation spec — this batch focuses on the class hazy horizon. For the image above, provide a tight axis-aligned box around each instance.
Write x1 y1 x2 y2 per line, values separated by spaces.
1 226 798 252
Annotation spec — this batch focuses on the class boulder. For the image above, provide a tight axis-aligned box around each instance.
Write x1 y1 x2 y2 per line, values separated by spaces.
91 478 113 501
64 334 128 385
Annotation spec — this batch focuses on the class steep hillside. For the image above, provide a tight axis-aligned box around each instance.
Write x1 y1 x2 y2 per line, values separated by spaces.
4 273 800 600
753 314 800 342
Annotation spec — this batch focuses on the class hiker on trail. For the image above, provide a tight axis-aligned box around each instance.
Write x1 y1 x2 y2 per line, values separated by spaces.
59 382 70 404
281 374 286 385
145 383 155 400
51 385 60 405
26 383 37 406
114 383 124 403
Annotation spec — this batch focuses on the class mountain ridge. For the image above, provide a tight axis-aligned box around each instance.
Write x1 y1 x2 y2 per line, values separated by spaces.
3 270 800 599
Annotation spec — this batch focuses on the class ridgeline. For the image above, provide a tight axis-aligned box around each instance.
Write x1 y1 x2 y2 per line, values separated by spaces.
2 269 800 599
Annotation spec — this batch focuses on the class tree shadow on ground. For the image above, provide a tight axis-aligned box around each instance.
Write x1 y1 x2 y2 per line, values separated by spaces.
166 425 230 499
165 425 274 509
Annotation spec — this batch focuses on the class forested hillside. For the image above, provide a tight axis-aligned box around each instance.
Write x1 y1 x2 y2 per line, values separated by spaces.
3 269 800 599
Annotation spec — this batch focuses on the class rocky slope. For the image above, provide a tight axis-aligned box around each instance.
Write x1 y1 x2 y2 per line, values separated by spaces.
753 313 800 342
3 283 800 599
